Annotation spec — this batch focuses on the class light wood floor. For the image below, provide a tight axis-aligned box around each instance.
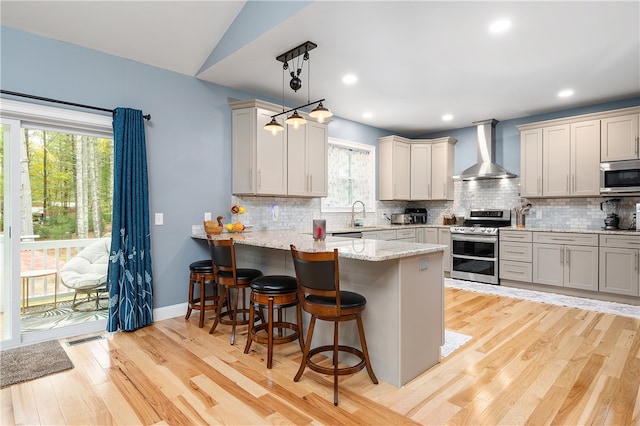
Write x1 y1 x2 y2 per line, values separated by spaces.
2 287 639 425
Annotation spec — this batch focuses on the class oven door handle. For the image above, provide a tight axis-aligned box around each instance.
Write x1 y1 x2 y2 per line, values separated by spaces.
452 254 498 261
451 235 498 244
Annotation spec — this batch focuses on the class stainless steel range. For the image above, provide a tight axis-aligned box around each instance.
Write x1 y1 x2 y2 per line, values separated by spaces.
450 209 512 285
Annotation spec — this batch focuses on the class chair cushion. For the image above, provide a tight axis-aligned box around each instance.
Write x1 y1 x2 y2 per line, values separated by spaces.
251 275 297 294
218 268 263 282
190 260 213 273
60 238 110 290
306 290 367 309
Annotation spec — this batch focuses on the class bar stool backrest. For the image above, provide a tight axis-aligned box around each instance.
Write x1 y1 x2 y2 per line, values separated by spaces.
206 237 237 285
290 245 342 316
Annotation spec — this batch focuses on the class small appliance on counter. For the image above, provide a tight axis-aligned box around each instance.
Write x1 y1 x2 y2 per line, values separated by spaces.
405 207 427 224
391 213 412 225
600 198 621 230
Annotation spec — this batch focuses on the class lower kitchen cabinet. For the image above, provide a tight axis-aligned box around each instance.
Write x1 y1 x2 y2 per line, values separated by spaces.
499 230 532 282
415 227 450 272
363 228 416 242
599 235 640 296
532 232 599 291
438 228 451 273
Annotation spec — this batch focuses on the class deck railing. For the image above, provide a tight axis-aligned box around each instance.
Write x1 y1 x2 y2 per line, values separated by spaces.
20 238 105 307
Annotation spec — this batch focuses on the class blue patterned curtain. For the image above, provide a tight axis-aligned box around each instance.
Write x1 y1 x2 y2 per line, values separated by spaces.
107 108 153 332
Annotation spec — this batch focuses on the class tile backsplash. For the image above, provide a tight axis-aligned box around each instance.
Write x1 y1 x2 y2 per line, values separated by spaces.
224 179 639 231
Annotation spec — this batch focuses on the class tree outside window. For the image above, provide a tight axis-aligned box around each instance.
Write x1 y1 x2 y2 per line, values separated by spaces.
321 138 375 212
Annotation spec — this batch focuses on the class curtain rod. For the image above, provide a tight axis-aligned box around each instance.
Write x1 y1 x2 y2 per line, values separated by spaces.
0 90 151 121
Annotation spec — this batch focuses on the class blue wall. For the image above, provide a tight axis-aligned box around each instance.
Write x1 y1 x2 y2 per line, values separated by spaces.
0 27 389 309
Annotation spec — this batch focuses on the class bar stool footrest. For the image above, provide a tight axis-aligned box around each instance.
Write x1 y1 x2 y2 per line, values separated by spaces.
249 322 300 345
306 345 366 376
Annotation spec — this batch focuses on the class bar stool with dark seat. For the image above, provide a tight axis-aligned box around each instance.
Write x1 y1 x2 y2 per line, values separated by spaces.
290 245 378 406
243 275 304 368
185 260 218 328
207 237 263 345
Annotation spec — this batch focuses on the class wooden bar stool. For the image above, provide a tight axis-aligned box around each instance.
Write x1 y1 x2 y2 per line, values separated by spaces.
207 237 263 345
290 245 378 406
244 275 304 368
185 260 218 328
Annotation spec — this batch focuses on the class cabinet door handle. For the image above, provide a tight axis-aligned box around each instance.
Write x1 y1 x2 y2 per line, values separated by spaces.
537 177 541 194
428 183 431 198
566 247 570 267
560 247 564 265
572 174 575 192
250 168 253 191
566 175 569 192
309 174 313 192
258 170 261 189
636 251 638 272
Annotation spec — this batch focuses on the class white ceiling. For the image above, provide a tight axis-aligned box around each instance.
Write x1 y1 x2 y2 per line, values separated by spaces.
2 1 639 136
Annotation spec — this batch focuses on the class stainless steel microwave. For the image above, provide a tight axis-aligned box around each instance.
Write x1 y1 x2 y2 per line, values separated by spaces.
600 159 640 196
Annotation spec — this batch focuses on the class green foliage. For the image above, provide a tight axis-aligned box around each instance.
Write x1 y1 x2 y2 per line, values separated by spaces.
25 129 113 240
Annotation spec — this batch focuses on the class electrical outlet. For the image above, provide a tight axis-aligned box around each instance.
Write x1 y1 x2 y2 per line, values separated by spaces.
155 212 163 225
204 212 211 221
419 257 429 270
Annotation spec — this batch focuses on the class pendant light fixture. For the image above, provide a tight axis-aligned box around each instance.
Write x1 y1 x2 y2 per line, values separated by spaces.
263 41 331 133
309 102 332 123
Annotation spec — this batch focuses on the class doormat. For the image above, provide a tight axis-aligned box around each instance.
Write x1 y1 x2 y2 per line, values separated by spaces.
442 329 472 358
1 340 74 388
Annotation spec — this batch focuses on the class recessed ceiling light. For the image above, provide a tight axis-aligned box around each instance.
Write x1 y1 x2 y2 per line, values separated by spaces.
489 19 511 34
362 112 373 119
342 74 358 85
442 114 453 121
558 89 574 98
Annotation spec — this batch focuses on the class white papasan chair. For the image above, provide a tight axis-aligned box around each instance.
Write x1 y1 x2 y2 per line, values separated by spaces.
60 238 111 310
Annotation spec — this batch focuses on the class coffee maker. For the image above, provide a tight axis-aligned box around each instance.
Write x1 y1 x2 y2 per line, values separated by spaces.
600 198 621 230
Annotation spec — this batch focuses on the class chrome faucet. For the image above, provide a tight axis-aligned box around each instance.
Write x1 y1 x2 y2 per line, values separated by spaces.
351 200 366 227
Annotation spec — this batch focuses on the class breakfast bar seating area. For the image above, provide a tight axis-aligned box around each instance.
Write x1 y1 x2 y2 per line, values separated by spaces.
193 229 446 387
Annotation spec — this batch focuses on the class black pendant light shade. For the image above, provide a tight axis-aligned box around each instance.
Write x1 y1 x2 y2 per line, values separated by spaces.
264 117 284 135
285 110 307 128
309 102 333 123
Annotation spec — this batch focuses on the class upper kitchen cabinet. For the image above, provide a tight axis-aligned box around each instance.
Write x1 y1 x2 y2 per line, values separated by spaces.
379 136 456 201
601 113 640 161
430 138 456 200
379 136 411 200
520 128 543 197
288 120 328 197
410 143 430 200
518 113 609 198
230 99 328 197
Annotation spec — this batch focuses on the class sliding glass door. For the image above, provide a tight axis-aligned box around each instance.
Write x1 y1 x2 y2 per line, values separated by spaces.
0 100 113 349
1 119 21 347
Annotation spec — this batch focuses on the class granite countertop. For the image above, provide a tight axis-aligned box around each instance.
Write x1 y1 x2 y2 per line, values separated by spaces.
501 226 640 236
191 229 446 262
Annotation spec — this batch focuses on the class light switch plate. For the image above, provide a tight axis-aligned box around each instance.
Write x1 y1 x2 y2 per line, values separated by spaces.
155 212 163 225
204 212 211 221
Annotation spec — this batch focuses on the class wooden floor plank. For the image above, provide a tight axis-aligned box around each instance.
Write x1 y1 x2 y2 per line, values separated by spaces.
3 287 639 425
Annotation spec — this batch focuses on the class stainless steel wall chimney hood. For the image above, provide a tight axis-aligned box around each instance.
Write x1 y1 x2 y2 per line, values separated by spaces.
454 119 517 180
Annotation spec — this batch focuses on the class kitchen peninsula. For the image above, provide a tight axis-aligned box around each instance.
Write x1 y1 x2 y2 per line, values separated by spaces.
192 229 446 387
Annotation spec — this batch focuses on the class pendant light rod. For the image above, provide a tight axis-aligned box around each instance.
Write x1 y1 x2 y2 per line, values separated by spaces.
269 98 325 119
276 41 317 64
